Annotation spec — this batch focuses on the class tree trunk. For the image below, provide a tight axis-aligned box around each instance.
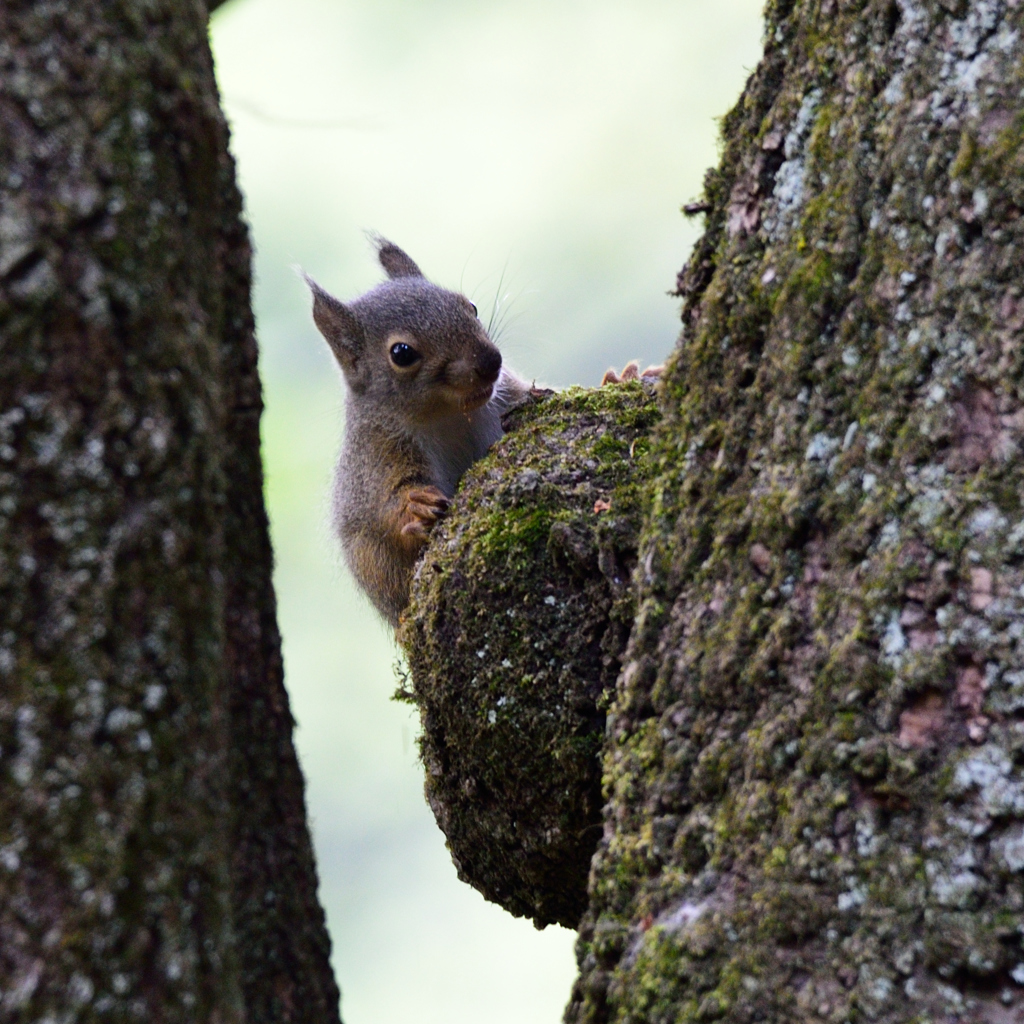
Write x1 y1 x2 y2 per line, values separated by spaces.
568 0 1024 1020
400 0 1024 1020
0 2 339 1020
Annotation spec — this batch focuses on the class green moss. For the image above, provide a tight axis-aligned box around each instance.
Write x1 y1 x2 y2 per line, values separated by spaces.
950 129 978 180
476 506 553 560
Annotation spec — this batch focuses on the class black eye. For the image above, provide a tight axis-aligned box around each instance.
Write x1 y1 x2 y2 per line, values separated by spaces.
470 303 478 317
389 342 421 368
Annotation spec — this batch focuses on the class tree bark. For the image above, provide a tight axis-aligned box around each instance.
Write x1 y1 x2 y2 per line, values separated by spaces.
401 0 1024 1020
0 2 339 1020
568 0 1024 1020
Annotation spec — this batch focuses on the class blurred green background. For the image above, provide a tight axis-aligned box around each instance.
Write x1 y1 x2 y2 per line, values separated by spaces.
209 1 763 1020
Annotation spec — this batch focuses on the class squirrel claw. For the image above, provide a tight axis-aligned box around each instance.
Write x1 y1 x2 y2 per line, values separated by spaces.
406 490 449 518
399 486 449 545
601 361 664 386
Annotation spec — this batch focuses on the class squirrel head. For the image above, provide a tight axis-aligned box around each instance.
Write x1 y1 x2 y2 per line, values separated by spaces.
306 238 504 421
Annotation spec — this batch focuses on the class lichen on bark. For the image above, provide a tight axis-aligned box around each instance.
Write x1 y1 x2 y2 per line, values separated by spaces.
400 384 660 929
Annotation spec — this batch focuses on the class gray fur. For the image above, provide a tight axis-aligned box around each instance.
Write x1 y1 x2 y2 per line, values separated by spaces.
372 234 424 280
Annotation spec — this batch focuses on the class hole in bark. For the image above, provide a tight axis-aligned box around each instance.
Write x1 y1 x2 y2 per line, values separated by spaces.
962 218 983 247
884 0 902 36
770 0 798 24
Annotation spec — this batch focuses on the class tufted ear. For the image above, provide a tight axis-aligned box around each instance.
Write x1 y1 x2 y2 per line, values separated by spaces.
372 236 424 280
304 274 364 371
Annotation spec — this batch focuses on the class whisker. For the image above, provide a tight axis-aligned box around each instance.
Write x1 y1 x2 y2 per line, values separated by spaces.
486 256 513 337
489 302 525 347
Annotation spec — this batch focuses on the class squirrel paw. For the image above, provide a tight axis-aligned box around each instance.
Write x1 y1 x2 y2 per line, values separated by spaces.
601 361 663 386
399 486 450 544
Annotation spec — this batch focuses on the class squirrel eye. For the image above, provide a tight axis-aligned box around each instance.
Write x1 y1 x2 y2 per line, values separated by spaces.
389 342 421 368
470 303 478 317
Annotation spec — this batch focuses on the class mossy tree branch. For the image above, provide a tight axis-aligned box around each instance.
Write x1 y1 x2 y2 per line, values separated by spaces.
401 385 661 929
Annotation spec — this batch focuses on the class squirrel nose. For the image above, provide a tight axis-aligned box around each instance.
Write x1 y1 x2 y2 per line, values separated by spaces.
476 346 502 384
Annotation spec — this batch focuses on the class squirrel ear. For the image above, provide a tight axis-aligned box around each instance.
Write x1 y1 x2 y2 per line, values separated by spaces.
304 275 364 368
373 236 424 280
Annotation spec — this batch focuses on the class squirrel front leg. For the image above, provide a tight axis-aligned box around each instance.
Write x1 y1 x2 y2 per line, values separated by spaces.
395 486 449 547
341 483 450 626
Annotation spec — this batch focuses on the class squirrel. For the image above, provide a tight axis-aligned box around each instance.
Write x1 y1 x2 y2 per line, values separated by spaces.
307 237 662 626
306 238 532 626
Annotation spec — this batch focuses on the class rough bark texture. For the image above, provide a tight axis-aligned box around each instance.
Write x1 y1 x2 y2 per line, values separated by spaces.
0 2 339 1020
403 0 1024 1020
400 385 660 929
569 0 1024 1020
